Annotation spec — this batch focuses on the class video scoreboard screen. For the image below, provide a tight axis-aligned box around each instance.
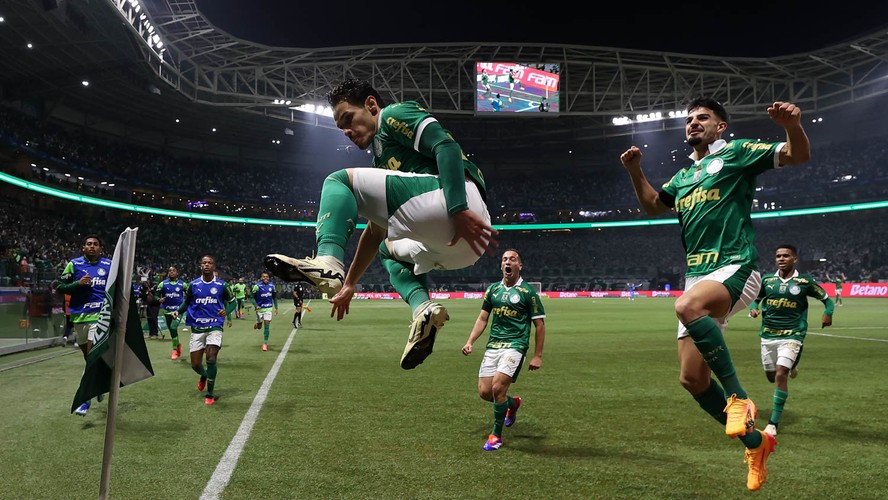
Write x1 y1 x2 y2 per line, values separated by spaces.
475 62 560 114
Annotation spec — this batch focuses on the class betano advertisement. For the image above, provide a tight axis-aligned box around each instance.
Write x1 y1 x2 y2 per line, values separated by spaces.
353 283 888 300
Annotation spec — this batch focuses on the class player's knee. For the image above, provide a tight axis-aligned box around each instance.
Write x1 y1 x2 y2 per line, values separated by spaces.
675 296 714 324
679 372 709 394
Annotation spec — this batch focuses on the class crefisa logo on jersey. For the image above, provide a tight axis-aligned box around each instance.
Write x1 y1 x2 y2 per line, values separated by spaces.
789 285 801 295
706 158 724 175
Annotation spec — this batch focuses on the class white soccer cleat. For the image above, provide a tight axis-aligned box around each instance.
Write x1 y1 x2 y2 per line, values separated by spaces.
789 367 799 379
764 423 778 436
74 401 90 416
400 301 449 370
264 254 344 296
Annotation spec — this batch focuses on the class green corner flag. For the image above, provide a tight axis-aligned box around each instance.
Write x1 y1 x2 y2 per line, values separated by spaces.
71 227 154 413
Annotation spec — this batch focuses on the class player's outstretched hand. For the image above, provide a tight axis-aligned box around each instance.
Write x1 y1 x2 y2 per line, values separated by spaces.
329 283 356 321
449 209 499 257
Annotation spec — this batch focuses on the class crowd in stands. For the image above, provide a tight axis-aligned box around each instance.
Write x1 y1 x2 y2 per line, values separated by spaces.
5 105 888 227
2 104 888 294
3 191 887 297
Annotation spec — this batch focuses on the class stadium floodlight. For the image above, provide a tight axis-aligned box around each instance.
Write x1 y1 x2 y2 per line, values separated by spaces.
612 108 688 126
110 0 165 63
291 104 334 117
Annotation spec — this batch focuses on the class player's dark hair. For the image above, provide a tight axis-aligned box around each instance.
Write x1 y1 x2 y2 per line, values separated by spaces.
201 255 215 264
776 244 798 256
82 234 102 247
327 79 386 109
686 95 729 123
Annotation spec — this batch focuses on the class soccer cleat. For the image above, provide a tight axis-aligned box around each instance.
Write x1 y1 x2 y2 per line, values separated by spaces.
482 434 503 451
789 367 799 379
205 396 216 405
253 322 262 330
171 349 179 360
97 393 105 403
264 254 344 296
262 344 268 351
74 401 90 416
764 423 778 436
745 429 777 491
400 301 449 370
198 376 207 392
505 396 522 427
724 394 757 438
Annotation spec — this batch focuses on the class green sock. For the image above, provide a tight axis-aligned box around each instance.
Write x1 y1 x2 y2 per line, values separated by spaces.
316 169 356 261
263 324 270 343
492 400 509 437
379 241 430 314
693 378 729 425
770 389 788 425
206 361 217 397
163 314 179 349
685 316 746 399
739 428 763 449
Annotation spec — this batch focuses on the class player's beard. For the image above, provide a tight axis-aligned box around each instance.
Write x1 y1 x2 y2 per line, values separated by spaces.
687 136 702 147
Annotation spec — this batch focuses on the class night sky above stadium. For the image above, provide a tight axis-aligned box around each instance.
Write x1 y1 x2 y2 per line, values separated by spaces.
195 0 888 57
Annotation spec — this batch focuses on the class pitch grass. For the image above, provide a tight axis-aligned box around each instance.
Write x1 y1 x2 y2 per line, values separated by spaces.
1 298 886 500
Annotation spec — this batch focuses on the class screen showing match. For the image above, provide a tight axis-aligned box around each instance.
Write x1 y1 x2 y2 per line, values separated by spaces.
475 62 560 114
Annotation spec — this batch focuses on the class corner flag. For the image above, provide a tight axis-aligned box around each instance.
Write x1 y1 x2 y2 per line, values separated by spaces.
71 227 154 413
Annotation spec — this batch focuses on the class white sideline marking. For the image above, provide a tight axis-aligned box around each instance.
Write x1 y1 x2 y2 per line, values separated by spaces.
808 330 888 342
200 310 298 500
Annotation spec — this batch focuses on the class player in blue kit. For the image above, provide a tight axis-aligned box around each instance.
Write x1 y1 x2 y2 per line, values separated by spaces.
251 271 278 351
156 266 187 360
172 255 235 405
57 235 111 416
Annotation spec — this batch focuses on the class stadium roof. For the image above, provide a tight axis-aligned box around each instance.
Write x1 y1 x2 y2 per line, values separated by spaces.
3 0 888 161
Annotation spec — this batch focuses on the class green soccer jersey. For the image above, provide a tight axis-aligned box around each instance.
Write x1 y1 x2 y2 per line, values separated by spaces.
833 276 844 292
233 283 247 300
752 271 833 341
661 139 782 277
372 101 487 212
481 278 546 354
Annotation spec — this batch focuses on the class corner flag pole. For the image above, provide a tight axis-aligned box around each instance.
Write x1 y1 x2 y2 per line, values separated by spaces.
98 228 138 500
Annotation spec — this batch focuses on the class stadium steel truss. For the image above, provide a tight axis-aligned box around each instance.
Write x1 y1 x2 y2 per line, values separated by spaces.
3 0 888 151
